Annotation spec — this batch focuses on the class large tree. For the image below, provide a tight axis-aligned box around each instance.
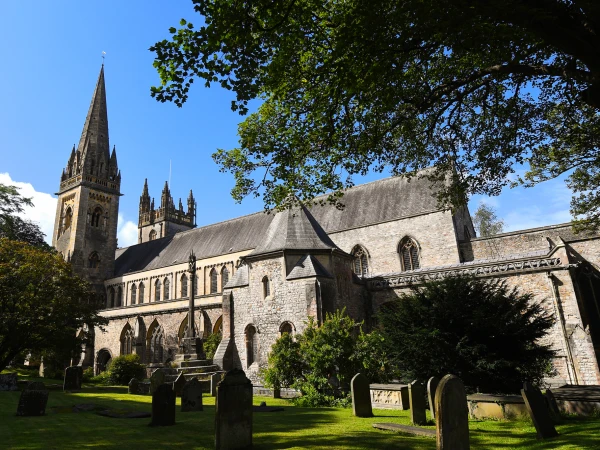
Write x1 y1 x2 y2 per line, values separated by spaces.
473 203 505 237
151 0 600 227
0 184 48 248
0 239 107 371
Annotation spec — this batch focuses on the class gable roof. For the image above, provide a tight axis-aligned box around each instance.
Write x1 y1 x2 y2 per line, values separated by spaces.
113 175 441 277
286 254 333 280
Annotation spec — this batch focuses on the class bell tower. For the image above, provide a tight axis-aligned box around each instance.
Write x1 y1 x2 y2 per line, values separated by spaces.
52 65 121 288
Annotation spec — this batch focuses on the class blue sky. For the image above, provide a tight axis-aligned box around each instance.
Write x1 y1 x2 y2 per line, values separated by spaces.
1 1 574 247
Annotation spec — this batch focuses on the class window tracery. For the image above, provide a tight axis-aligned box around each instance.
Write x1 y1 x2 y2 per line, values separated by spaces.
399 237 420 271
351 245 369 277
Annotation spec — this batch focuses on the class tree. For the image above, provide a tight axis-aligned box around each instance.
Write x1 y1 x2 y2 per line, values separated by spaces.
151 1 600 227
473 203 505 237
0 239 107 372
377 275 556 394
0 183 48 248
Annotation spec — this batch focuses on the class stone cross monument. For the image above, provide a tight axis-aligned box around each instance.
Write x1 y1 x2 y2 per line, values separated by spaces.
177 251 205 361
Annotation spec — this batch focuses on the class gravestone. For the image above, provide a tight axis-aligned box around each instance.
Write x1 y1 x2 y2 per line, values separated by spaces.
427 376 440 419
521 382 558 439
351 373 373 417
16 382 49 416
149 383 176 427
409 380 427 426
435 374 470 450
544 389 561 423
181 378 203 412
63 366 83 391
210 373 221 397
215 369 253 450
0 373 18 391
150 368 166 395
173 373 186 397
128 378 141 395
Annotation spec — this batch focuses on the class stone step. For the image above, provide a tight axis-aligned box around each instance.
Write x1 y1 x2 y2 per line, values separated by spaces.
177 365 220 374
179 359 213 368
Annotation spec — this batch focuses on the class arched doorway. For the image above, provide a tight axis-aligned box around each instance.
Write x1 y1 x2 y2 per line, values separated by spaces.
96 349 112 374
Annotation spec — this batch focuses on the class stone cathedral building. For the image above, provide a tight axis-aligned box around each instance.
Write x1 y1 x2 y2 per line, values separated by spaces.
54 66 600 387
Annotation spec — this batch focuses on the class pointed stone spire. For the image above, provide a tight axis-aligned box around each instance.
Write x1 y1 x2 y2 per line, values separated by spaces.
78 65 110 175
140 178 151 214
161 181 170 208
110 145 118 165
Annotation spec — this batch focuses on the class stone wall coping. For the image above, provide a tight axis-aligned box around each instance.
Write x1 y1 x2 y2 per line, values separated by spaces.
468 222 573 241
369 383 408 391
467 394 524 404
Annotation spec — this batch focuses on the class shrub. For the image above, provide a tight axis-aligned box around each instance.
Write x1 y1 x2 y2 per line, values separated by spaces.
105 354 146 385
352 329 396 383
378 275 556 394
90 370 111 385
82 367 94 382
204 332 222 360
260 332 303 391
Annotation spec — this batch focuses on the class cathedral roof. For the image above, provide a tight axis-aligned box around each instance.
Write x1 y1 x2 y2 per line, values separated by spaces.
114 174 441 276
286 254 333 280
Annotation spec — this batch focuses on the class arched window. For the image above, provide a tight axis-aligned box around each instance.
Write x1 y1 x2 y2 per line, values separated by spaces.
91 207 103 227
164 278 170 300
221 266 229 289
120 324 134 355
351 245 369 277
116 287 123 307
148 323 164 363
64 207 73 230
245 325 258 367
262 276 271 299
149 229 157 241
108 287 115 308
280 322 294 336
181 274 188 298
130 284 137 305
138 282 145 304
210 268 218 294
88 252 100 269
399 237 420 271
155 279 161 301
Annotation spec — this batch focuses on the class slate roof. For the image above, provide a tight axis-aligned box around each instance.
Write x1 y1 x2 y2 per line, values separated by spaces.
224 264 249 288
286 254 333 280
114 174 441 277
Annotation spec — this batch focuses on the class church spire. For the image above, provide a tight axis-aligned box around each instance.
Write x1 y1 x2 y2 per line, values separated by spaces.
78 65 110 177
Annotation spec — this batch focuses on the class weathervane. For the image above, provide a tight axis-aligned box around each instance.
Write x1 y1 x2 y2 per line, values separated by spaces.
102 51 106 65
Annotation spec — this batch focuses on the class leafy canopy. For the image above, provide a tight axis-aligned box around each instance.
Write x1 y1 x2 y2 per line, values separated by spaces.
473 202 505 237
151 1 600 226
377 275 556 394
0 239 107 372
0 183 48 248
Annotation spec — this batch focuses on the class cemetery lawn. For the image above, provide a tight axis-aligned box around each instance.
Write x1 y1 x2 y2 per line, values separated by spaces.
0 386 598 449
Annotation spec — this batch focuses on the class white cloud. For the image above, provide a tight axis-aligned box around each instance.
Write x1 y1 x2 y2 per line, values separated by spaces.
117 213 138 248
0 173 57 244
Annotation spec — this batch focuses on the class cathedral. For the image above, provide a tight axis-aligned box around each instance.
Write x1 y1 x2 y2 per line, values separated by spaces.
53 66 600 387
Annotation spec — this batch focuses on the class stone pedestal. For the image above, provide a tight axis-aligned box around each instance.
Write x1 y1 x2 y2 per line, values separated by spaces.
176 337 205 361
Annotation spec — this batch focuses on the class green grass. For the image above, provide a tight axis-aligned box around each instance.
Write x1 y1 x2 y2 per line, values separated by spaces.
0 385 598 449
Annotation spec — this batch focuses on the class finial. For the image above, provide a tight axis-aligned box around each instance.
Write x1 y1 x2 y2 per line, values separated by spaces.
102 51 106 66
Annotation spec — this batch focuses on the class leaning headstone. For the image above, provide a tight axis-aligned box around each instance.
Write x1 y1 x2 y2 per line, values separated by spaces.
63 366 83 391
16 382 49 416
427 376 440 419
435 374 470 450
545 389 561 423
0 373 18 391
149 383 176 427
173 373 186 397
521 382 558 439
215 369 253 450
210 372 221 397
351 373 373 417
409 380 427 426
150 368 166 395
181 378 204 412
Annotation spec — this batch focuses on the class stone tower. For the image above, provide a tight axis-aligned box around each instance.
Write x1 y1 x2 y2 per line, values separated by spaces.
52 65 121 291
138 179 196 243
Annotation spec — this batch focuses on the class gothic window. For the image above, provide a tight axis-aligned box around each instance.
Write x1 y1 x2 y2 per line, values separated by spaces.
155 279 161 301
398 237 420 271
130 284 137 305
210 268 218 294
120 324 134 355
116 287 123 307
108 287 115 308
245 325 258 367
139 282 145 304
181 274 188 298
91 207 103 227
88 252 100 269
351 245 369 277
64 207 73 230
262 276 271 299
221 266 229 289
280 322 294 336
164 278 170 300
149 229 157 241
149 324 165 363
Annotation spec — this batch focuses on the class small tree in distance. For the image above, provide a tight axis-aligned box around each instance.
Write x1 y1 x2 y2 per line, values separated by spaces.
473 202 505 237
377 275 556 394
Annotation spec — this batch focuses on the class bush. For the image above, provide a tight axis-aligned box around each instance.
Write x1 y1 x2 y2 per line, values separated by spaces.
82 367 94 382
378 275 556 394
90 370 111 385
104 354 146 385
204 332 222 360
260 332 303 391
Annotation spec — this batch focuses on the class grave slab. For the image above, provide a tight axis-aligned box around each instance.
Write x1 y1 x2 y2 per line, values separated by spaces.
181 378 203 412
521 382 558 439
150 383 176 427
435 374 470 450
215 369 253 450
351 373 373 417
372 423 435 438
409 380 427 425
